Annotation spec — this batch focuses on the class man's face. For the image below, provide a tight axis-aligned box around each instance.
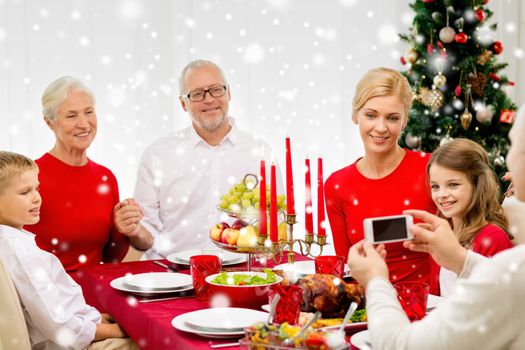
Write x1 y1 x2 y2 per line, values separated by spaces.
179 65 231 133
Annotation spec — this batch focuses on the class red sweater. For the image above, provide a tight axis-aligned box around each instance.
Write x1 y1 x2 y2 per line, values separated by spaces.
25 153 129 273
325 150 436 284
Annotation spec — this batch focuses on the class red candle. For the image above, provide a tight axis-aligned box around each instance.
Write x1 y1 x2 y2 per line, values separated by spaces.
285 137 295 215
270 162 278 242
305 158 313 234
317 157 326 236
259 159 267 236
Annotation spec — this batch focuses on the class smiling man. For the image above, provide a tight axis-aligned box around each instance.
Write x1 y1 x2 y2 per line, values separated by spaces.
123 60 280 259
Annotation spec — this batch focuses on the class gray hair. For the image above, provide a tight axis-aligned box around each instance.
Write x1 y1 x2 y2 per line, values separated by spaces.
178 60 227 95
41 76 95 120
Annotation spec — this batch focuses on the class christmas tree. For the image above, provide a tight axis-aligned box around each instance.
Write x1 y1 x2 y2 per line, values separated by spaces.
399 0 516 189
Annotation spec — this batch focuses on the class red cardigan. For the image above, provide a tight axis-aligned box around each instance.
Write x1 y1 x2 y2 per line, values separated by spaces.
325 150 436 285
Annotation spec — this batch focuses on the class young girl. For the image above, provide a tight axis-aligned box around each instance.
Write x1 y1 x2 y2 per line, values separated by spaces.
427 138 513 297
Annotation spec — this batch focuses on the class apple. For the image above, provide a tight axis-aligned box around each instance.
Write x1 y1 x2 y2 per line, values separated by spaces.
210 222 229 242
237 225 259 247
231 219 249 230
221 228 240 245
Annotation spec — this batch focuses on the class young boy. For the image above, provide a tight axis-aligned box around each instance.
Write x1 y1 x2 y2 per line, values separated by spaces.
0 151 136 350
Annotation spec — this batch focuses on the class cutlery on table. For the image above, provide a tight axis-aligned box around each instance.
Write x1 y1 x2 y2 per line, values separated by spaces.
267 293 280 325
338 301 358 334
138 295 193 303
282 311 322 347
153 260 178 272
209 342 240 348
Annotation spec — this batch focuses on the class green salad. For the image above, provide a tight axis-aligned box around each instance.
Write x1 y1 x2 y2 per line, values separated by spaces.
211 269 278 286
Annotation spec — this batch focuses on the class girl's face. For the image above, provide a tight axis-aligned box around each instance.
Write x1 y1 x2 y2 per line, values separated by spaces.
353 95 407 156
429 164 473 223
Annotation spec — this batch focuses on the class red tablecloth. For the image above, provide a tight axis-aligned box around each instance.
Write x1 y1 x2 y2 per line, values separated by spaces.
76 254 311 350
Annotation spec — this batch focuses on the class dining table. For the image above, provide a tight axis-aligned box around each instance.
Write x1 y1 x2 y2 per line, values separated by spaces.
75 253 312 350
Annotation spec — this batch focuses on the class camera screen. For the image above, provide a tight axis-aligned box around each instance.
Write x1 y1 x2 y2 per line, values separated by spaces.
372 217 408 242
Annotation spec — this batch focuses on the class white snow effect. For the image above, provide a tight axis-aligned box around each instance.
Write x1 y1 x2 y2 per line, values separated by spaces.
127 296 138 307
243 43 265 64
70 10 82 21
100 55 112 65
33 24 40 32
78 254 87 263
39 8 50 19
278 89 296 101
51 238 59 245
78 36 90 47
312 53 326 66
118 0 142 21
377 24 399 46
315 27 337 41
464 9 475 23
0 28 6 42
185 18 196 28
98 183 110 194
210 293 230 308
506 22 516 33
513 48 524 59
367 11 374 18
107 86 126 107
55 327 76 347
475 25 495 45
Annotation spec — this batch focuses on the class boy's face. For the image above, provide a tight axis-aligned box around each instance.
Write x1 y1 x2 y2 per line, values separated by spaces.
0 168 41 229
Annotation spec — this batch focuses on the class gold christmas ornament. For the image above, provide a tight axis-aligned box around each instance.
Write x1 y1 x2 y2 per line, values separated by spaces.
460 109 473 129
439 26 456 43
477 50 493 65
418 87 444 111
433 74 447 88
405 49 419 65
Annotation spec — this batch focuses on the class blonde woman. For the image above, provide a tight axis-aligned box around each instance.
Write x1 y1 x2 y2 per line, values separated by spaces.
325 67 436 287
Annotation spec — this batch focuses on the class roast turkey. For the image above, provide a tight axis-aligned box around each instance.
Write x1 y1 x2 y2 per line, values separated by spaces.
295 274 364 318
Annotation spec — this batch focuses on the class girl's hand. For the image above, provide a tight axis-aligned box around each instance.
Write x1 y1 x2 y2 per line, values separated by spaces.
403 209 467 274
347 240 388 288
502 172 515 197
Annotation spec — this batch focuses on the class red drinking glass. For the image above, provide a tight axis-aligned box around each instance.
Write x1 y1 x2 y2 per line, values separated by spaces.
268 284 302 325
394 281 430 321
314 255 345 278
190 255 221 300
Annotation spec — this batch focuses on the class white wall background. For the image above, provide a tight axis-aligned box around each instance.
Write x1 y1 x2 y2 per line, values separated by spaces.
0 0 522 246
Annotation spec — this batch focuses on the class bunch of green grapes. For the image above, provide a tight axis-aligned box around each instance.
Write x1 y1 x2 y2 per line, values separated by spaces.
219 179 286 218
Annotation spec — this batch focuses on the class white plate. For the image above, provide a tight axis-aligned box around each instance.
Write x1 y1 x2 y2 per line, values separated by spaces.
167 249 246 266
273 261 351 278
124 272 193 291
110 276 193 296
351 330 372 349
184 307 268 331
172 308 267 338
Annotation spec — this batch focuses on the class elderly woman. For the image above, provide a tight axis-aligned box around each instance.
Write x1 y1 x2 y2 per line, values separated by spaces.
325 67 436 287
348 106 525 349
25 76 152 276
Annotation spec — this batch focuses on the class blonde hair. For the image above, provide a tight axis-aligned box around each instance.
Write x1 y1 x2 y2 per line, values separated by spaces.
41 76 95 120
428 138 511 247
0 151 37 195
352 67 413 118
178 59 227 95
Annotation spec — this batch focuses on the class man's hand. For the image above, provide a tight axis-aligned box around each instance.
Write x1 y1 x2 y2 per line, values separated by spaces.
403 209 467 274
347 240 388 288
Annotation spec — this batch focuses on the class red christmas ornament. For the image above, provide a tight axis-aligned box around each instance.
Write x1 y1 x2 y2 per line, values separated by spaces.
483 0 489 4
400 56 407 65
437 41 444 49
455 85 462 97
492 41 503 55
475 9 486 22
422 0 434 2
427 44 434 55
455 32 468 44
500 110 515 124
489 73 501 81
508 81 516 86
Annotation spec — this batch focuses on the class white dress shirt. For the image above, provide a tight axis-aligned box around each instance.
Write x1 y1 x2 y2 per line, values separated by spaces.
135 118 283 259
0 225 100 350
366 246 525 349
